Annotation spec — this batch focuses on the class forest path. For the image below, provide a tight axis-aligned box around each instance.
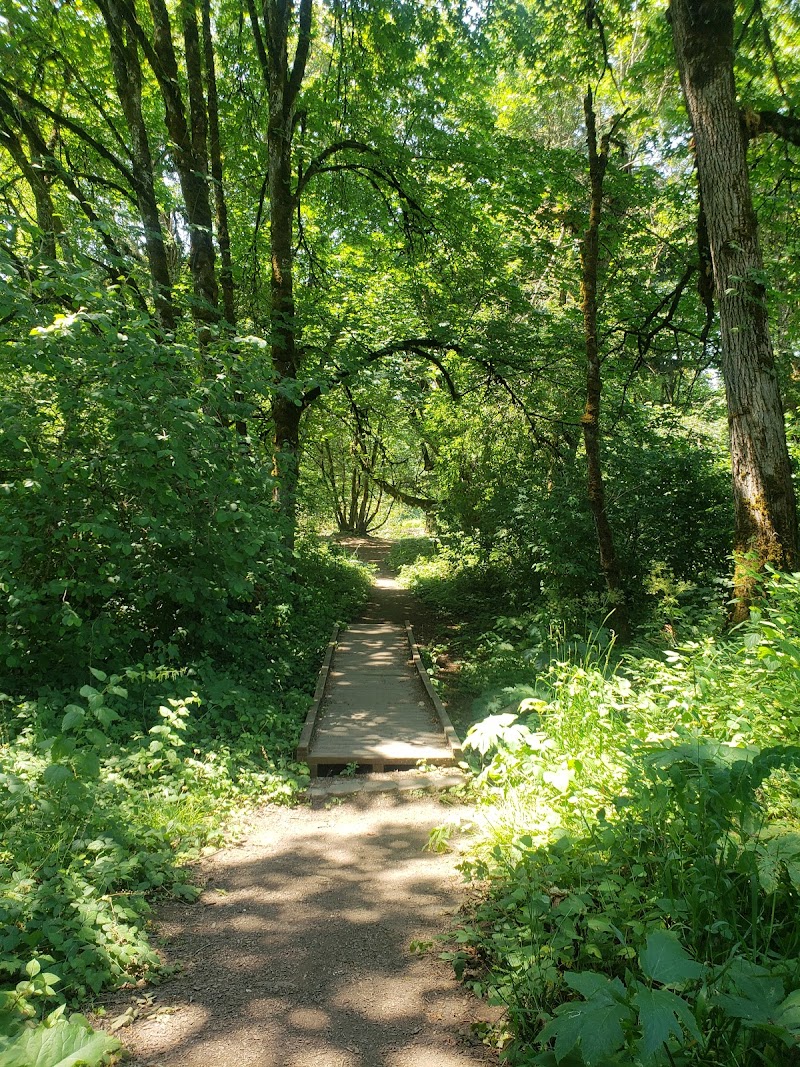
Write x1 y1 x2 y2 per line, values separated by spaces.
111 795 497 1067
109 539 497 1067
305 538 457 775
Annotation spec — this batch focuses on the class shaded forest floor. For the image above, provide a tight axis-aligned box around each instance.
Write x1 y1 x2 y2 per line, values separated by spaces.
102 795 498 1067
99 538 498 1066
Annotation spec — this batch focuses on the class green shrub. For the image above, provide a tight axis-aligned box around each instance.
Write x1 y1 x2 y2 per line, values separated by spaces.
0 288 284 683
447 571 800 1065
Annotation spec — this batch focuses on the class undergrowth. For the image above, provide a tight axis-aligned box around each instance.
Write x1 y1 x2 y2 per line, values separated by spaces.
0 542 370 1065
413 548 800 1066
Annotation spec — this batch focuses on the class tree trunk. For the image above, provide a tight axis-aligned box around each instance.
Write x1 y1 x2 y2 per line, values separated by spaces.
140 0 220 326
97 0 177 332
580 90 630 642
247 0 313 547
272 395 303 547
201 0 236 328
670 0 799 619
268 90 301 542
0 119 57 259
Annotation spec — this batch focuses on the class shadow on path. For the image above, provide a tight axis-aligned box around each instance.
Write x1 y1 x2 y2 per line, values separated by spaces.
116 796 497 1067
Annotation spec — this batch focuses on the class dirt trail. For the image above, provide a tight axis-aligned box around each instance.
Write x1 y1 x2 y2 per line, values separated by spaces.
113 797 495 1067
111 539 497 1067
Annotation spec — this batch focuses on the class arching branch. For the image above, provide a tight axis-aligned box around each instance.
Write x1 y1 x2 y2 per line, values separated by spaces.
0 77 135 186
300 338 460 410
294 139 426 221
295 139 377 198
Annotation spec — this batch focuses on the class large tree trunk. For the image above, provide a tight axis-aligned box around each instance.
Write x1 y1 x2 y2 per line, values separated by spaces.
580 90 630 642
670 0 799 619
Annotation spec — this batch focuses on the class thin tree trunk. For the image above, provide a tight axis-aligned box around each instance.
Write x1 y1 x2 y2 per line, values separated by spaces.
670 0 799 620
0 120 56 259
97 0 177 332
201 0 236 328
581 90 630 642
247 0 313 547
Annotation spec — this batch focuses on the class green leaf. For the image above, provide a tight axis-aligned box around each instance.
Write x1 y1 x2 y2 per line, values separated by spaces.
774 988 800 1036
88 667 108 682
634 985 701 1059
639 931 705 987
61 706 85 731
714 957 785 1027
565 972 620 1000
754 831 800 893
79 685 104 709
540 1000 632 1065
41 764 74 787
540 977 633 1065
717 983 800 1046
94 706 119 728
0 1016 120 1067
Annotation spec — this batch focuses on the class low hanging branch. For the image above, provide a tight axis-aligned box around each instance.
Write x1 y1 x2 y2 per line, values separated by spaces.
300 337 460 410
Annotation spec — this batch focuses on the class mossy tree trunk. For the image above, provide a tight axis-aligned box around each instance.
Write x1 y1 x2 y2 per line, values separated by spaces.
247 0 312 549
670 0 799 619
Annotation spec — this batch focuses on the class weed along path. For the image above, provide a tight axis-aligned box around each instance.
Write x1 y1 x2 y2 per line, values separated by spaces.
110 539 496 1067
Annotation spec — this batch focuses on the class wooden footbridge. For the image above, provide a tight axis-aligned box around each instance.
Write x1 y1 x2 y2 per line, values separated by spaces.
297 617 463 778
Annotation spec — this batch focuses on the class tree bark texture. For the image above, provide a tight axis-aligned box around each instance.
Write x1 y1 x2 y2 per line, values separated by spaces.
580 90 630 641
136 0 220 325
201 0 236 328
670 0 799 618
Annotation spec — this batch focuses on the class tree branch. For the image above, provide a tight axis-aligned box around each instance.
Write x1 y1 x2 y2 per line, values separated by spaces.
244 0 270 90
287 0 313 109
0 77 135 185
295 139 377 198
301 338 459 410
742 106 800 147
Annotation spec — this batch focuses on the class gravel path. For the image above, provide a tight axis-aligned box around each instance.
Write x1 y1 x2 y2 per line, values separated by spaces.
108 539 497 1067
111 796 497 1067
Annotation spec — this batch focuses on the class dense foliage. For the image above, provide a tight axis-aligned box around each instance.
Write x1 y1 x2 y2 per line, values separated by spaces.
394 548 800 1065
3 0 800 1062
0 261 370 1063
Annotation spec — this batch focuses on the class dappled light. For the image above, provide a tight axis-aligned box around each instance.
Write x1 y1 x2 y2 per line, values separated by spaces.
113 798 494 1067
305 565 457 774
3 0 800 1062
